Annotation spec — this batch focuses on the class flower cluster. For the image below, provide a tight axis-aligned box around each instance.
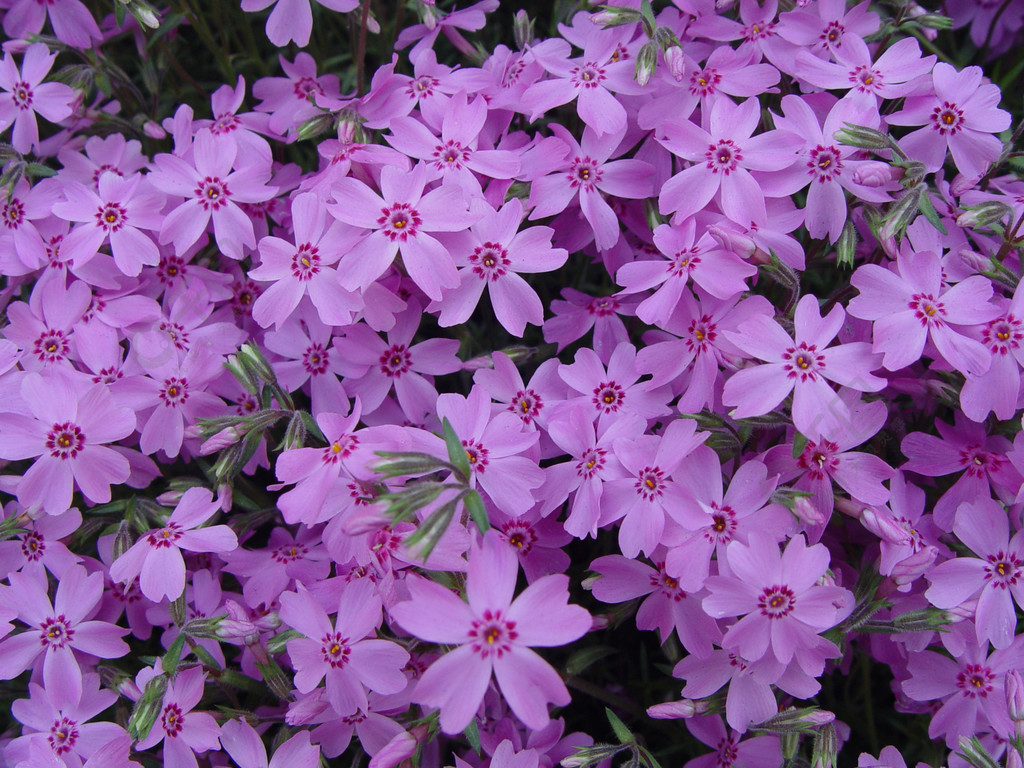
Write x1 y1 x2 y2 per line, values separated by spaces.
1 1 1024 768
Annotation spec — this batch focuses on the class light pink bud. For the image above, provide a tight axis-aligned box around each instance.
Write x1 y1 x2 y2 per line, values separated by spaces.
793 496 825 526
860 507 911 545
708 224 757 259
851 162 901 187
647 699 708 719
664 45 685 81
889 545 937 586
143 120 167 140
369 730 418 768
199 426 244 456
1006 669 1024 722
155 490 184 506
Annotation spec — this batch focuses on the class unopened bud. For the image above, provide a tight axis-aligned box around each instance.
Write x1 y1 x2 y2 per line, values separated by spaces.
183 615 227 640
890 546 939 587
113 520 133 561
1006 669 1024 723
635 41 658 87
835 124 892 150
852 161 901 187
199 426 245 456
127 674 167 741
237 343 278 386
422 5 438 30
368 730 418 768
664 45 685 81
142 120 166 139
646 699 709 719
295 112 335 143
255 658 294 701
957 201 1013 229
753 706 835 734
708 224 757 259
956 735 1002 768
282 411 307 450
514 9 534 49
879 183 925 242
836 219 857 268
859 507 911 545
590 6 642 27
811 723 838 768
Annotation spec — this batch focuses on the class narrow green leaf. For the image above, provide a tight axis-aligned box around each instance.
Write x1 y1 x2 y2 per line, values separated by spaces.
606 708 634 745
918 189 947 235
442 417 471 482
162 633 186 676
792 431 808 459
464 718 482 755
463 490 490 533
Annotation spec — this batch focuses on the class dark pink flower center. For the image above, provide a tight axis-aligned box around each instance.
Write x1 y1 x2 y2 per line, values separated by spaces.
705 139 742 174
2 197 24 229
157 254 187 284
703 503 738 545
322 433 359 464
957 663 994 698
232 279 260 314
148 522 184 548
576 447 607 479
758 585 796 618
160 321 190 351
635 466 666 501
409 75 439 99
34 329 70 363
433 139 469 170
982 315 1024 355
48 716 79 755
379 343 411 377
984 551 1022 588
592 381 625 414
669 247 701 277
469 241 510 281
95 201 128 232
571 63 606 89
743 19 775 41
378 203 421 241
463 438 490 473
21 531 46 562
272 542 308 563
46 422 85 460
687 315 718 353
39 615 74 648
508 388 543 424
469 609 518 658
797 439 840 479
11 81 33 110
291 242 321 281
690 68 722 97
501 519 538 554
321 632 352 668
650 562 686 600
568 156 603 190
808 145 843 182
958 445 1002 478
930 101 965 135
850 66 883 92
211 113 239 134
302 343 330 376
587 297 619 316
161 703 185 736
294 76 323 99
92 164 123 185
908 293 946 325
160 377 190 407
195 177 230 210
820 20 845 47
782 341 826 381
715 734 741 767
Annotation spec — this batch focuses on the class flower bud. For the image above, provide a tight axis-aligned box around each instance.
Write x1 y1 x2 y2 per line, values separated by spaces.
199 426 245 456
590 6 642 27
852 162 901 187
957 735 1002 768
142 120 166 139
753 706 835 734
708 224 757 259
879 183 925 242
664 45 685 81
859 507 911 545
128 674 168 741
634 41 658 87
834 124 892 150
811 723 838 768
1007 669 1024 722
368 730 418 768
888 606 949 633
646 699 709 719
957 201 1013 229
889 546 939 587
514 9 534 49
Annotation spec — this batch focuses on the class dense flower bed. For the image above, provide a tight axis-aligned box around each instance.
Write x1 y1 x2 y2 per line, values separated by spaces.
1 0 1024 766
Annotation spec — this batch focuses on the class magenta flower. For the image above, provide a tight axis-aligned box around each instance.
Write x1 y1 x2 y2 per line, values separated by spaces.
543 290 639 364
52 173 164 277
253 53 341 138
925 498 1024 649
703 533 852 674
903 633 1024 748
960 279 1024 422
590 554 721 656
684 716 781 768
656 97 799 226
0 370 135 515
135 666 222 768
150 128 277 260
5 674 123 765
109 487 238 602
848 249 1000 375
328 163 478 300
221 719 321 768
279 579 409 716
241 0 358 47
248 192 362 329
436 385 544 518
0 44 76 154
722 294 885 439
432 199 567 335
0 565 128 710
391 530 591 733
888 62 1012 179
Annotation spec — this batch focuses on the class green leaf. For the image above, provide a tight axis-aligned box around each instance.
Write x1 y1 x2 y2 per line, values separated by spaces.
791 431 808 459
464 718 482 755
463 490 490 534
114 1 127 28
162 633 187 676
565 646 618 675
605 708 634 745
442 417 471 482
918 189 947 235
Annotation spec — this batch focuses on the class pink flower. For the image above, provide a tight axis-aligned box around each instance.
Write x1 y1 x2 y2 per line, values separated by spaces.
0 44 76 154
2 0 100 48
703 533 852 674
221 719 321 768
888 62 1012 179
0 565 128 710
391 530 591 733
135 667 222 768
278 579 409 716
109 487 238 602
0 370 135 515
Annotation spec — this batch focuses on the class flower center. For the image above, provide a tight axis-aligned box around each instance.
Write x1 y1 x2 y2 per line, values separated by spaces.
572 63 606 89
782 341 825 381
291 242 321 281
705 139 742 174
95 202 128 232
908 293 946 326
322 432 359 464
469 609 518 657
634 466 666 501
11 81 33 110
21 531 46 561
956 663 994 698
160 376 190 407
302 343 330 376
33 329 70 363
433 139 469 170
195 177 230 210
576 447 607 479
462 438 490 473
46 422 85 460
48 716 79 755
147 522 184 548
501 520 537 554
758 585 796 618
690 68 722 96
161 703 185 736
930 101 965 135
469 241 511 281
39 615 74 649
379 343 411 377
378 202 422 242
808 145 843 182
568 156 603 189
321 632 352 668
592 381 625 414
507 388 543 424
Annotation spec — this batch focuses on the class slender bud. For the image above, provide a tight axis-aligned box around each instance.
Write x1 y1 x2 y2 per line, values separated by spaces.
113 521 133 561
368 730 418 768
143 120 166 139
957 735 1003 768
295 112 335 143
255 658 295 701
635 41 658 87
852 161 901 187
237 343 278 386
663 45 685 81
514 9 534 49
834 124 892 150
708 224 757 259
879 183 925 242
890 546 939 588
753 706 835 734
836 220 857 269
127 674 168 741
647 699 709 719
199 426 245 456
957 201 1013 229
859 507 912 545
811 723 838 768
1006 669 1024 725
590 6 642 27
